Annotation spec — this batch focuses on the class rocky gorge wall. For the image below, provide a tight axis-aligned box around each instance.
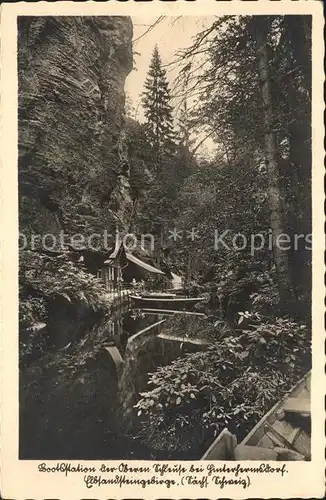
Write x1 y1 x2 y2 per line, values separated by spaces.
18 16 134 239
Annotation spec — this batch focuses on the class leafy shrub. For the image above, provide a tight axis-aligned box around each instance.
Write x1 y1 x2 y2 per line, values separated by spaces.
208 258 279 318
133 315 311 455
19 296 47 330
161 314 233 343
20 250 109 311
186 281 206 297
249 273 280 313
144 273 170 292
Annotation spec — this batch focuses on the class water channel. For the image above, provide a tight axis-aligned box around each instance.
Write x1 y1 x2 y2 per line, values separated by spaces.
19 306 214 460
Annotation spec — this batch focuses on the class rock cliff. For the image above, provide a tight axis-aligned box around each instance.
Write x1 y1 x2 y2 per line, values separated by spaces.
18 16 133 240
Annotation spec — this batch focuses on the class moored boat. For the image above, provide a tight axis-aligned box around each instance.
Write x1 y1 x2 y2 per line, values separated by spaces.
135 308 206 317
166 287 184 295
140 292 177 299
129 294 206 310
201 371 311 461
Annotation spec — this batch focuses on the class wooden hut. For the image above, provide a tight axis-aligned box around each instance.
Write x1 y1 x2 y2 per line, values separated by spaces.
103 242 165 290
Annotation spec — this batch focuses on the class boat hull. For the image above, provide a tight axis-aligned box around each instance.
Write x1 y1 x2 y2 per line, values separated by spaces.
201 371 311 461
129 295 205 310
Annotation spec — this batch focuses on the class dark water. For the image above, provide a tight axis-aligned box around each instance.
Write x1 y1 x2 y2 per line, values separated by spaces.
19 308 211 460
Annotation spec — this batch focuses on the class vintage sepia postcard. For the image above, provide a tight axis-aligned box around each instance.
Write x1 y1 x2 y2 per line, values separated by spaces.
0 0 324 499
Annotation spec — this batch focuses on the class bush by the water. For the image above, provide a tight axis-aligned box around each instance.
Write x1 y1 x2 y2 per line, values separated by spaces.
133 315 310 456
19 251 109 330
19 296 47 330
159 314 232 343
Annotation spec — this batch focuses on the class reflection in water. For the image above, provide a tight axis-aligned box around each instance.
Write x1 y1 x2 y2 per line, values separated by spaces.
19 308 210 459
118 310 209 428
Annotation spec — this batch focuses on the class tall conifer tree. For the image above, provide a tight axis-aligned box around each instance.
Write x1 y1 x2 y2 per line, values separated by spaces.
142 45 175 168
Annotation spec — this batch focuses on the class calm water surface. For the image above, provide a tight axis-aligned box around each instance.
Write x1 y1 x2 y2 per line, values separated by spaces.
20 308 211 459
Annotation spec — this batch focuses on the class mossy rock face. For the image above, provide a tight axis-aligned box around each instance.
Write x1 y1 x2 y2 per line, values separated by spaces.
18 16 133 236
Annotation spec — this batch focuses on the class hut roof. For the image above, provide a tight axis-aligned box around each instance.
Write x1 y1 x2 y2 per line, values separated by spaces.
104 243 165 275
125 252 165 275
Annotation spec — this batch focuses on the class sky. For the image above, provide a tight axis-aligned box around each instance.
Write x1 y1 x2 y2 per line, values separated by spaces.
125 16 214 124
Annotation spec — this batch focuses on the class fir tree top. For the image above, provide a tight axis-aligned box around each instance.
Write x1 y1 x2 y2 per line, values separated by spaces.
141 45 175 160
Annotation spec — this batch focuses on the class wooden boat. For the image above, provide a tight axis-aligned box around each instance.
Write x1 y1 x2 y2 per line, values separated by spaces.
135 308 206 317
201 371 311 461
141 292 177 299
129 294 206 310
166 287 184 295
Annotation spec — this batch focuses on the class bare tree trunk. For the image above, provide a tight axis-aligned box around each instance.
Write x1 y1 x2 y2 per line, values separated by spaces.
254 19 296 305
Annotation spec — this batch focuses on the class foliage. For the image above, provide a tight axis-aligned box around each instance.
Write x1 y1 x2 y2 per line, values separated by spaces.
20 251 109 313
215 266 279 319
125 119 153 202
19 18 313 459
171 155 270 288
249 280 280 313
19 296 47 330
134 314 310 454
144 273 171 292
172 15 311 309
142 45 176 162
162 314 233 343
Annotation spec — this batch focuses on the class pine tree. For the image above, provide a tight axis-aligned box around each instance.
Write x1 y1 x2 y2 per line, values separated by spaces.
177 100 191 149
142 45 175 168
